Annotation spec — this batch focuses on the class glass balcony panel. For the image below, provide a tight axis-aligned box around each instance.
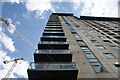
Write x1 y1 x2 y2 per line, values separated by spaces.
44 32 64 33
61 64 76 69
29 62 77 70
42 35 65 38
47 64 61 69
35 49 70 54
40 41 68 44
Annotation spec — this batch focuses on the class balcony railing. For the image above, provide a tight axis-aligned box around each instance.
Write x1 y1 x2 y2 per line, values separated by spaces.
38 41 69 49
27 62 78 80
28 62 77 70
35 49 70 54
43 32 64 33
45 26 62 28
41 36 67 41
40 41 68 44
34 49 72 62
43 32 65 36
44 29 63 30
42 35 65 38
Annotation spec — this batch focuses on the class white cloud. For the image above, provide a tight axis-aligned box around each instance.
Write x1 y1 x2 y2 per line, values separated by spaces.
0 18 28 79
7 18 16 34
25 0 55 18
2 0 20 4
72 0 119 17
15 21 20 25
0 50 29 79
22 12 30 19
0 32 15 52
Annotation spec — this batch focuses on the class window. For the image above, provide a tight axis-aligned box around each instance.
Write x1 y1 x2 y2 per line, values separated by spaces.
81 47 91 52
95 45 106 50
81 47 89 50
85 53 96 59
90 40 98 43
73 34 81 40
103 53 116 59
86 35 93 38
103 40 111 43
77 41 86 46
92 65 107 72
89 59 107 72
98 36 104 39
111 45 120 49
82 32 88 34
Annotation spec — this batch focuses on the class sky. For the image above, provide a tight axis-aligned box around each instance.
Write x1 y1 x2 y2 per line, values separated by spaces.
0 0 119 79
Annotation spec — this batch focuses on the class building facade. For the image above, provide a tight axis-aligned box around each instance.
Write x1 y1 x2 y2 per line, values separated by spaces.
27 13 120 79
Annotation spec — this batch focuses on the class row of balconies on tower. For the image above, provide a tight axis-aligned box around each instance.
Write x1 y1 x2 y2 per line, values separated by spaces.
27 14 78 80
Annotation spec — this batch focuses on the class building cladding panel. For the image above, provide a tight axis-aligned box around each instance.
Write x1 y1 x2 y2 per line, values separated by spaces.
27 13 120 79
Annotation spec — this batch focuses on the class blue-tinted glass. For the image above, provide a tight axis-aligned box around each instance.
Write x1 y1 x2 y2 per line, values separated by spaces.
92 65 106 72
96 45 105 49
86 36 93 38
103 53 116 58
91 40 97 43
111 45 120 49
98 36 104 39
85 53 96 58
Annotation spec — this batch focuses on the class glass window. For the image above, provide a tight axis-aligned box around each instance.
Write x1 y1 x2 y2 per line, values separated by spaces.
95 45 106 50
88 59 99 63
85 53 96 59
92 65 107 72
77 41 86 46
111 45 120 49
90 40 98 43
83 32 88 34
103 53 116 59
81 47 89 50
98 36 104 39
86 35 93 38
84 51 92 54
74 35 81 40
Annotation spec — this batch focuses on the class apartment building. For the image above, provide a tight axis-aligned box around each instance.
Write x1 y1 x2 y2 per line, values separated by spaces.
27 13 120 80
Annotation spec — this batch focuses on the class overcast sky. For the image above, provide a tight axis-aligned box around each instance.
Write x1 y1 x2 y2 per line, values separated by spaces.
0 0 119 79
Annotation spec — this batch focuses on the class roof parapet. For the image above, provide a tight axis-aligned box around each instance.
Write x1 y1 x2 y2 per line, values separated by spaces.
80 16 120 21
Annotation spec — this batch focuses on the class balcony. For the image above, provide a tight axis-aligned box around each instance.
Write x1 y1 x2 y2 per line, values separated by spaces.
41 36 66 41
34 49 72 62
43 32 65 36
27 62 78 80
45 26 62 28
44 29 63 32
46 23 61 26
113 35 120 39
38 41 69 49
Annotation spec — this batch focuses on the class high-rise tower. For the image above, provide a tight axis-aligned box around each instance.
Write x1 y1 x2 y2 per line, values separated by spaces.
27 13 120 79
